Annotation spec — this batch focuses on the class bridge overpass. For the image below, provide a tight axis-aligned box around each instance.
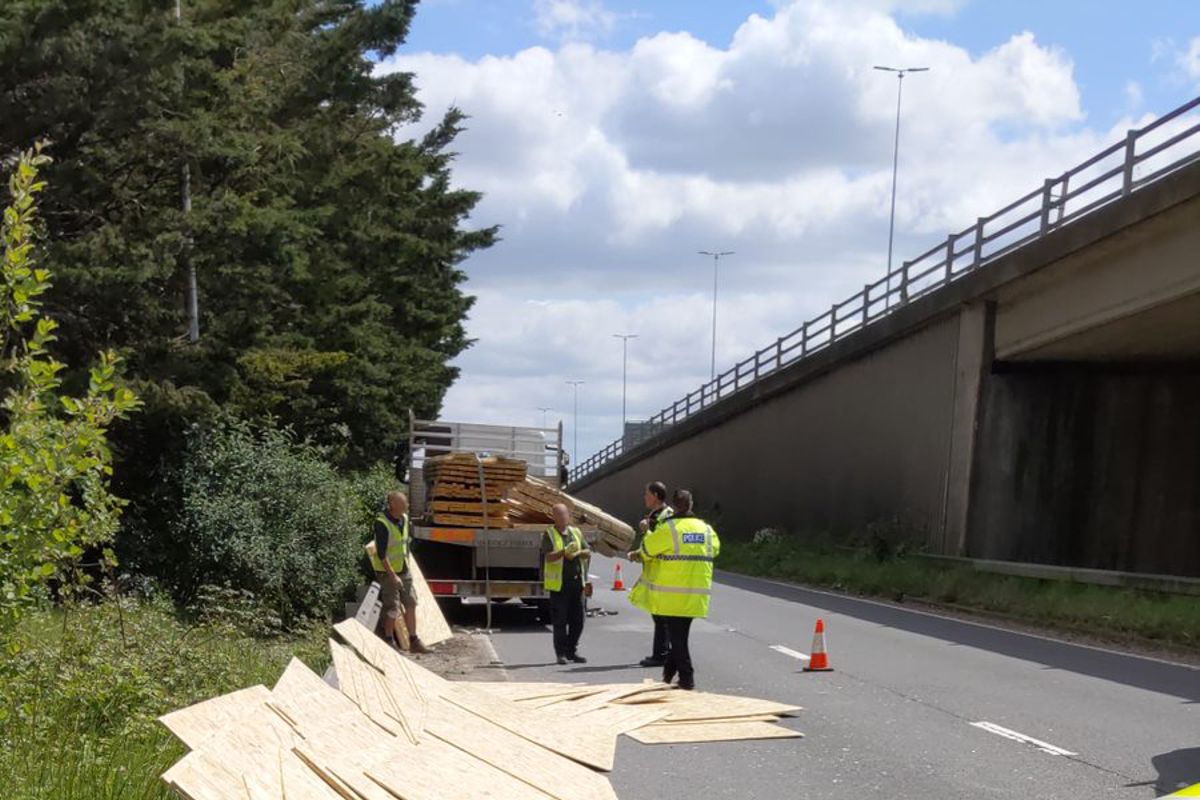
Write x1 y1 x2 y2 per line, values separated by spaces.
569 95 1200 578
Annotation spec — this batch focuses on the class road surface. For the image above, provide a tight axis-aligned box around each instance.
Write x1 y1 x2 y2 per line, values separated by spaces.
472 555 1200 800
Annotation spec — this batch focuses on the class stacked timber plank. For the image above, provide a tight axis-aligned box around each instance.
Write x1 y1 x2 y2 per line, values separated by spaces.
419 453 636 555
508 477 636 556
158 619 803 800
424 453 527 528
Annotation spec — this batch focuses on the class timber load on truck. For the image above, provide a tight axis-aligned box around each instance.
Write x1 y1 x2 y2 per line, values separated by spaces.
406 415 634 619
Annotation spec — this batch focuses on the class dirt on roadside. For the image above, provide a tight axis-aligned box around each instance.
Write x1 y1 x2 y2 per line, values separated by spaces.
407 629 509 682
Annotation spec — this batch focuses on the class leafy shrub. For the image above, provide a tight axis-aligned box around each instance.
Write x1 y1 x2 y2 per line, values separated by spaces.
171 417 395 626
0 146 139 633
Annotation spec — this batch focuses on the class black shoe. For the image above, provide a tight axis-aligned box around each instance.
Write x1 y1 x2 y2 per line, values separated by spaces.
568 653 588 664
663 670 676 685
678 678 695 691
556 655 569 665
640 656 666 667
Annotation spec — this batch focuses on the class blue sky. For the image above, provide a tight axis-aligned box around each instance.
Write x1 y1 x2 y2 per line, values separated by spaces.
384 0 1200 460
406 0 1200 130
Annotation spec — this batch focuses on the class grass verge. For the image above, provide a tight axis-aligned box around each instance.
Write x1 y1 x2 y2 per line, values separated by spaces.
719 537 1200 653
0 596 329 800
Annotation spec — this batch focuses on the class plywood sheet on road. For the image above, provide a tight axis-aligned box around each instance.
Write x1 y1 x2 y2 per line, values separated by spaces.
626 720 803 745
426 700 618 800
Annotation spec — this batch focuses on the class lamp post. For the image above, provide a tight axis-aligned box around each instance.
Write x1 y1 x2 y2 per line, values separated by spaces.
874 65 929 278
698 250 734 379
612 334 638 429
537 407 553 429
565 380 585 463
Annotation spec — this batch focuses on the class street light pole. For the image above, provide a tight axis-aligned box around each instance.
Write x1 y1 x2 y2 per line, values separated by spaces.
698 250 734 379
874 65 928 278
612 334 638 429
565 381 585 463
537 407 553 429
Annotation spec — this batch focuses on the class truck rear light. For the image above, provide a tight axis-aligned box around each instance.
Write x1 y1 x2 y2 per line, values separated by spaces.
427 581 456 595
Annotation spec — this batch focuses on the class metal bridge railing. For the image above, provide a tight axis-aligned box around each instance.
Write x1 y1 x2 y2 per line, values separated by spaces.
570 94 1200 484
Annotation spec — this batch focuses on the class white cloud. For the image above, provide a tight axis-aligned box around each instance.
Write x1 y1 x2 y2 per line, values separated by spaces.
386 0 1140 460
1123 80 1144 110
1180 36 1200 84
532 0 617 43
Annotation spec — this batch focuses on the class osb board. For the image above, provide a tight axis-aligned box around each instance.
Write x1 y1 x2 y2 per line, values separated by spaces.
625 720 803 745
332 618 452 701
163 732 344 800
408 554 454 646
571 703 674 737
464 681 585 701
158 685 273 751
329 639 422 743
617 689 802 722
300 732 559 800
272 658 369 726
658 714 781 724
559 683 673 717
425 699 618 800
443 684 620 771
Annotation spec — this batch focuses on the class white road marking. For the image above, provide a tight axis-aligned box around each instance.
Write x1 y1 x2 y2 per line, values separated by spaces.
970 721 1077 756
769 645 811 661
723 573 1200 672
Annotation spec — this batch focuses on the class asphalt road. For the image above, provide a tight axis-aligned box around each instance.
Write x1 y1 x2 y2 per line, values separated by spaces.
471 555 1200 800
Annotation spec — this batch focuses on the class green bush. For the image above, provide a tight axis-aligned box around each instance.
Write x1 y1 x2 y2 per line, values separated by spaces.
170 418 395 626
1 146 140 633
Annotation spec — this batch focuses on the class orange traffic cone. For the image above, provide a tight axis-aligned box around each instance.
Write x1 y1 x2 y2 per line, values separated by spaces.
803 618 833 672
611 563 626 591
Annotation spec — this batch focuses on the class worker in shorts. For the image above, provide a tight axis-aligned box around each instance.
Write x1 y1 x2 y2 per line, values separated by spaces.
367 491 431 653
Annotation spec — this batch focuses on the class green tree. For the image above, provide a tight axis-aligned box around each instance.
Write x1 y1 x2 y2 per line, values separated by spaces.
0 0 495 468
0 146 140 632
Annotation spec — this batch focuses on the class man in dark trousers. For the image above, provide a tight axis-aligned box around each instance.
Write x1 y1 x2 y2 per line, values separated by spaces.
631 489 720 690
542 502 591 665
634 481 673 667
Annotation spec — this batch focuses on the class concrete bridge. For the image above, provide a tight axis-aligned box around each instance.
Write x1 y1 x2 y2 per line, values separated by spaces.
570 96 1200 578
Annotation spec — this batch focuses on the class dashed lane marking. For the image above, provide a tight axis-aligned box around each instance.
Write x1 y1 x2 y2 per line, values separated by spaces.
769 644 810 661
970 721 1077 756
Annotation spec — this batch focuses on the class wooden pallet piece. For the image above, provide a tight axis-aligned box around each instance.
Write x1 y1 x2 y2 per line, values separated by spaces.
625 720 804 745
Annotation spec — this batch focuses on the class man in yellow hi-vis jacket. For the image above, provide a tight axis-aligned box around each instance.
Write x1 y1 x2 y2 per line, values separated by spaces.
542 503 592 665
630 489 719 690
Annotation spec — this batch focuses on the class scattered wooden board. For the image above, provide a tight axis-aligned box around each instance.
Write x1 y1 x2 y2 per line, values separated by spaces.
615 689 802 722
408 555 453 646
425 700 618 800
625 720 804 745
443 684 620 772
